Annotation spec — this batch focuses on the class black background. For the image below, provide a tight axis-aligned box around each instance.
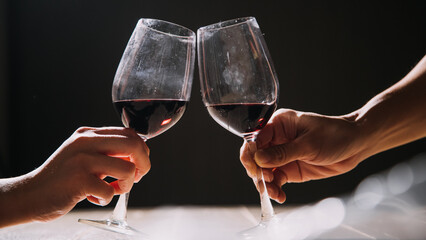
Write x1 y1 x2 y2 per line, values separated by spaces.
0 0 425 209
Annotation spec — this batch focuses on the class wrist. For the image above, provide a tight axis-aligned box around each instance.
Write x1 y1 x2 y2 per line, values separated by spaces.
350 98 394 160
342 110 378 162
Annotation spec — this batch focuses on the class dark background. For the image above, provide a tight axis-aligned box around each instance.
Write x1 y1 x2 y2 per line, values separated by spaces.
0 1 425 209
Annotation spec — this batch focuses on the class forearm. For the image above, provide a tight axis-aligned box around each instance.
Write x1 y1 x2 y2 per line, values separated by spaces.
0 173 38 228
354 55 426 157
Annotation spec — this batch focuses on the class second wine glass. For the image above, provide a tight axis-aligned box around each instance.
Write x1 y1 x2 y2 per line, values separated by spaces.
78 18 196 235
197 17 279 227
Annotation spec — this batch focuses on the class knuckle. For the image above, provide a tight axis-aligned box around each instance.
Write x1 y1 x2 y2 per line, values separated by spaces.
72 134 93 146
274 108 295 117
71 152 89 164
125 162 137 177
131 138 149 156
139 160 151 176
240 155 252 169
70 152 92 171
119 182 133 194
273 108 287 116
105 184 115 199
145 161 151 172
135 138 146 150
240 153 249 164
75 126 93 134
274 168 288 186
286 109 298 118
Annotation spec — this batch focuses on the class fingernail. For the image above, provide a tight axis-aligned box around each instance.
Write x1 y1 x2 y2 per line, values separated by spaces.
99 198 108 206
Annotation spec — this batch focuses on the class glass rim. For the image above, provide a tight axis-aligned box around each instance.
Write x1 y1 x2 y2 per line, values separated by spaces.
138 18 195 39
197 16 256 32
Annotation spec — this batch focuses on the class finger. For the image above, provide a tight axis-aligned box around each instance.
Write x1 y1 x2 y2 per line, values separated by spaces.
102 134 151 180
265 182 286 203
252 174 286 203
78 126 134 136
257 109 298 149
254 140 304 168
106 156 146 183
256 122 275 149
92 126 136 135
109 180 133 195
129 145 151 182
93 127 150 153
240 141 259 178
271 169 287 203
84 176 115 206
75 126 149 155
278 161 343 183
106 157 148 183
262 168 274 182
95 127 151 157
87 195 109 206
272 167 288 186
73 130 151 181
88 154 136 192
276 161 305 183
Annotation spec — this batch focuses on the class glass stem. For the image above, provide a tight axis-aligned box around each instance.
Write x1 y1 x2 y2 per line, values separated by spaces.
109 135 145 223
111 192 129 223
244 137 275 222
257 168 275 222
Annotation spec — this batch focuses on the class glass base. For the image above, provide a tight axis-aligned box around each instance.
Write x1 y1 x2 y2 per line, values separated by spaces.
78 218 147 237
238 216 279 239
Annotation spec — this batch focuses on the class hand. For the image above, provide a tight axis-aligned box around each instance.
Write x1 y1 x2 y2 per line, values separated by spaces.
240 56 426 204
0 127 150 227
240 109 368 203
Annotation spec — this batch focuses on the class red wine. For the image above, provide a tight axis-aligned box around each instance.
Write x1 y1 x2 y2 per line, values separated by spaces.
113 99 187 139
206 102 276 138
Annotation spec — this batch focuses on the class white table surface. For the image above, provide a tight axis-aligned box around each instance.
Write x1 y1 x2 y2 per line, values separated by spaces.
3 155 426 239
1 202 425 240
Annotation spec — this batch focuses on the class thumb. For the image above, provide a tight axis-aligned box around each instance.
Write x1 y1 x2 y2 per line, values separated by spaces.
254 141 303 168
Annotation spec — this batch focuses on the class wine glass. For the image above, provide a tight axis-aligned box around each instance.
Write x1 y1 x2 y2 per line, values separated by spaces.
197 17 279 231
78 18 196 235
